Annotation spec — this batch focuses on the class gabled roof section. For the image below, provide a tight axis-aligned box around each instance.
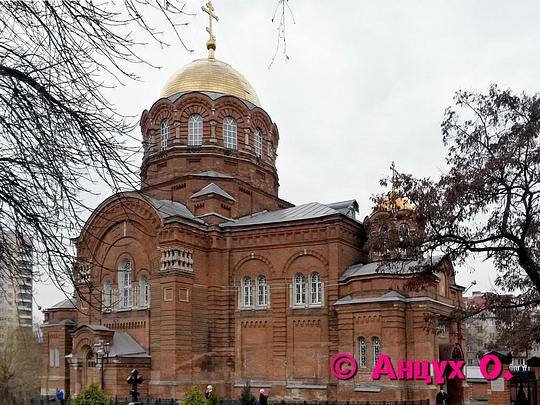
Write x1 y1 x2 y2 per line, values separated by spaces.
326 200 359 219
190 183 235 201
109 331 150 358
220 201 348 228
145 197 205 224
339 255 445 282
49 298 76 310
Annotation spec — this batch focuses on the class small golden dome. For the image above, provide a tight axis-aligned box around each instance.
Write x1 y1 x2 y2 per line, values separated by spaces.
377 194 415 211
160 58 261 107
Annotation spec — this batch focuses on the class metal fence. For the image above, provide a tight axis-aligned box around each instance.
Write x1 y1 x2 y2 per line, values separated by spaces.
34 398 429 405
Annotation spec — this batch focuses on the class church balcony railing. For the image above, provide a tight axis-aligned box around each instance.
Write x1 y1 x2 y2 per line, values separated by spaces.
102 286 150 313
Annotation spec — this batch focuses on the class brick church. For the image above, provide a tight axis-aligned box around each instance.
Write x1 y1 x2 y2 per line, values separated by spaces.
41 4 466 403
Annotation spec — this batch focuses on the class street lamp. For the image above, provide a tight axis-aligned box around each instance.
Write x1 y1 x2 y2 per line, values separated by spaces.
93 340 111 391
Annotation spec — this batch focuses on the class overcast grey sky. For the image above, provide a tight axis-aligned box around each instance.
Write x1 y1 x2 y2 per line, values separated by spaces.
34 0 540 314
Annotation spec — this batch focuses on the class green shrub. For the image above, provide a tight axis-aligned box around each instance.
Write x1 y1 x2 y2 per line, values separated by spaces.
71 384 114 405
239 381 258 405
182 385 207 405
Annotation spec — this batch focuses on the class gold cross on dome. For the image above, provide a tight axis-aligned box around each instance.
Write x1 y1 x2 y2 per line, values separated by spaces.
202 1 219 59
390 161 398 194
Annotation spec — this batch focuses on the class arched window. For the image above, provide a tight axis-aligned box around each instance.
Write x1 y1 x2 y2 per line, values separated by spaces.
398 223 410 241
188 114 203 146
103 280 112 309
161 119 169 150
139 275 149 307
223 117 237 149
309 272 322 305
358 337 367 368
438 272 447 296
118 259 132 308
294 273 306 306
254 129 262 157
242 276 252 307
372 337 381 366
256 275 268 307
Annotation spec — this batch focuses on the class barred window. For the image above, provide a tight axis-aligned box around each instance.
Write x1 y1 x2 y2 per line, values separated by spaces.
358 337 367 368
161 119 169 150
223 117 237 149
188 114 203 146
256 275 268 306
372 337 381 366
254 129 262 157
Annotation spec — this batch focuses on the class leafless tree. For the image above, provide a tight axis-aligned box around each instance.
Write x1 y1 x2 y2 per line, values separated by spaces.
0 0 196 298
0 1 292 308
386 85 540 341
0 327 41 404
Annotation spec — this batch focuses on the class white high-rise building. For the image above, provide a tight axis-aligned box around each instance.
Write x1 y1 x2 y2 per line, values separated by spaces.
0 234 33 340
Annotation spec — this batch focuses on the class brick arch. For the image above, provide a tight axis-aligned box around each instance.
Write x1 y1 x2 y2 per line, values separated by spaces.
134 267 151 281
283 249 329 275
92 234 154 284
215 97 247 125
175 93 213 119
148 99 174 124
72 331 94 356
140 110 151 133
250 111 273 137
80 194 162 258
233 253 273 281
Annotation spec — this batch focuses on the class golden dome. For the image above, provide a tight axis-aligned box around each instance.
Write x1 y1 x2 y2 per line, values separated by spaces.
160 58 261 107
377 194 415 211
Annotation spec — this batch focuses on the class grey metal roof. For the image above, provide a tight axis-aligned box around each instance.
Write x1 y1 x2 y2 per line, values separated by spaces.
193 170 233 179
220 201 344 228
50 298 76 310
110 331 150 358
334 292 456 308
339 255 445 282
326 200 359 218
42 319 77 328
145 197 205 224
191 183 235 201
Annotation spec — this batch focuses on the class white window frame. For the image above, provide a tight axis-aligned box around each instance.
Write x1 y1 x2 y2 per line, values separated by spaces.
50 347 60 368
254 129 262 157
256 275 268 307
160 119 169 150
118 259 132 309
242 276 252 308
293 273 306 307
139 275 149 307
223 116 237 149
188 114 203 146
309 272 322 306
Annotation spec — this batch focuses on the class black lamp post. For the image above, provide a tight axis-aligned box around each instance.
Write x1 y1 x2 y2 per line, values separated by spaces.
93 340 111 391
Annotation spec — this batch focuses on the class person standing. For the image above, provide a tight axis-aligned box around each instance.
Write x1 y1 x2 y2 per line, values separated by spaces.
436 388 448 405
259 389 268 405
205 385 213 400
55 388 65 405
